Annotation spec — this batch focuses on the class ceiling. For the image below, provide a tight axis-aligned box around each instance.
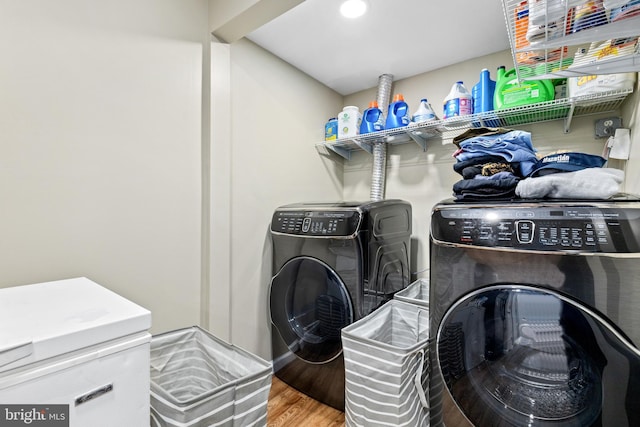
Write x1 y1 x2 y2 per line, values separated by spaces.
246 0 512 95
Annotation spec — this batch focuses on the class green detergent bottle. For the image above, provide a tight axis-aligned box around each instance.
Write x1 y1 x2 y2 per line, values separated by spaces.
494 68 555 109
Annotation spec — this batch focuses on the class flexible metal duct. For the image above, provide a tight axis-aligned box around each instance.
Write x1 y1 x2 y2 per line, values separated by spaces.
370 74 393 201
370 142 387 201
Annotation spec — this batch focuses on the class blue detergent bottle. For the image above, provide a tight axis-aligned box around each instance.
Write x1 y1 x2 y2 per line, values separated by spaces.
385 94 411 129
472 67 499 127
360 101 385 134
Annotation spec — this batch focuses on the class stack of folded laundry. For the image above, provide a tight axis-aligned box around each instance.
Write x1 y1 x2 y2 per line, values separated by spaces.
451 127 624 201
451 128 538 201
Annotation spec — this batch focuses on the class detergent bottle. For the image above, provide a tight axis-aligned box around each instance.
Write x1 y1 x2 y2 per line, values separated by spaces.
385 94 411 129
494 68 554 110
325 117 338 140
360 101 385 134
472 68 497 114
472 67 499 127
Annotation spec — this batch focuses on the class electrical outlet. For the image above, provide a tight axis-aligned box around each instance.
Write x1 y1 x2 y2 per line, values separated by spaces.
595 117 622 138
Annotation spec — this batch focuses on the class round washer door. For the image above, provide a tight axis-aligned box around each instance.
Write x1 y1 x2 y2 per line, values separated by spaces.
270 256 354 364
437 285 640 427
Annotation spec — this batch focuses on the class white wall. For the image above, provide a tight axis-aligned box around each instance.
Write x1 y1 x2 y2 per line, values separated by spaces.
619 80 640 194
0 0 208 333
221 38 343 358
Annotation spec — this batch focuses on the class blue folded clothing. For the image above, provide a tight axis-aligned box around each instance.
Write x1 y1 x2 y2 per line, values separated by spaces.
455 131 539 176
529 152 606 177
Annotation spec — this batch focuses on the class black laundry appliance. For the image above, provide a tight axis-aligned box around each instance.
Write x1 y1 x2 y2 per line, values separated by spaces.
429 196 640 426
269 200 412 410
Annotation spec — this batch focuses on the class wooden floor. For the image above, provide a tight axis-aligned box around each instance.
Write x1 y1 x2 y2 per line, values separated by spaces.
267 376 345 426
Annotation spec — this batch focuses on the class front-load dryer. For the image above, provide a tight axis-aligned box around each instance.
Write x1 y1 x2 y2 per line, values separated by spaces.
269 200 412 410
429 196 640 426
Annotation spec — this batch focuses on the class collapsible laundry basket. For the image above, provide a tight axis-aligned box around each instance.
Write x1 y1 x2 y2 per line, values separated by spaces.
342 300 430 427
149 326 272 427
394 278 430 308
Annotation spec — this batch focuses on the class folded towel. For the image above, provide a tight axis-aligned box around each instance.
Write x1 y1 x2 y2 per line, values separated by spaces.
515 168 623 199
529 0 569 25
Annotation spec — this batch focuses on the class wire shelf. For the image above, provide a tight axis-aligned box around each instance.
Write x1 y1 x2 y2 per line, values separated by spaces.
316 88 632 160
501 0 640 82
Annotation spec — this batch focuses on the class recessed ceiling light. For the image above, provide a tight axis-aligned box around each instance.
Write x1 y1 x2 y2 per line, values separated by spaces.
340 0 368 19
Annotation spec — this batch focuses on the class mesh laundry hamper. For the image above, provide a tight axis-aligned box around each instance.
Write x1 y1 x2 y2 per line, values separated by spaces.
342 300 430 427
394 278 430 308
149 326 272 427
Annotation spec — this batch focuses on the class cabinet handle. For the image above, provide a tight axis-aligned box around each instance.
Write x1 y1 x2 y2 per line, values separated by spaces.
75 384 114 406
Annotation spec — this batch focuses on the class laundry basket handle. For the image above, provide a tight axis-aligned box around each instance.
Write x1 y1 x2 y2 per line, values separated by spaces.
414 349 429 409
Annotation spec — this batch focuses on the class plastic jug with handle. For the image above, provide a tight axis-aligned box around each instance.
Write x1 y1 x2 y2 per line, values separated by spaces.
360 101 385 134
385 94 411 129
494 68 554 110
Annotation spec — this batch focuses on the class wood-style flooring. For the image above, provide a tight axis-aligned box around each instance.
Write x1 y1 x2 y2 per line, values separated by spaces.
267 376 345 426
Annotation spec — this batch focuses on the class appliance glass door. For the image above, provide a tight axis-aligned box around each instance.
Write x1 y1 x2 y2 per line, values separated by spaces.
270 256 354 364
437 285 640 427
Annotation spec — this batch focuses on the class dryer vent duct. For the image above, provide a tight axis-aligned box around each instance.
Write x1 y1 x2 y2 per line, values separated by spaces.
370 74 393 202
370 143 387 202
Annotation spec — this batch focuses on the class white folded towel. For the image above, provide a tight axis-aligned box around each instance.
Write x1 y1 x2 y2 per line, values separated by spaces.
515 168 624 199
529 0 569 25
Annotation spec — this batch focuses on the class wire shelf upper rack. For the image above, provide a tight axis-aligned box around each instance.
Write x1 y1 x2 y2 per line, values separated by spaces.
500 0 640 81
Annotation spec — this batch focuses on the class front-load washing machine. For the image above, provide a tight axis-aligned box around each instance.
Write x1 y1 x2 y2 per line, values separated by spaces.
429 196 640 426
269 200 412 410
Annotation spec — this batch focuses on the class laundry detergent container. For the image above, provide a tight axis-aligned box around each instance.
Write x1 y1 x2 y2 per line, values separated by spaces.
150 326 272 427
342 300 430 427
494 68 562 125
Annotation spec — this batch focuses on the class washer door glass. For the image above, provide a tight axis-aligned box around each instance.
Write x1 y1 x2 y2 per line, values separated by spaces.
437 285 640 427
270 257 354 364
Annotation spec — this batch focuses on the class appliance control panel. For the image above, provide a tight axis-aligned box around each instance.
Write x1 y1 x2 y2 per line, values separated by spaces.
431 205 640 252
271 209 362 236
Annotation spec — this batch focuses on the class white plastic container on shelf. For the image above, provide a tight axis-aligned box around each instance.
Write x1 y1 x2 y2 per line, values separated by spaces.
411 98 437 124
443 81 472 119
568 73 637 98
337 105 361 138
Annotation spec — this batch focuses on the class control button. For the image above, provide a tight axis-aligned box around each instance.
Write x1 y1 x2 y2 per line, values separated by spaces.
479 227 492 239
515 220 535 244
302 217 311 233
497 222 511 231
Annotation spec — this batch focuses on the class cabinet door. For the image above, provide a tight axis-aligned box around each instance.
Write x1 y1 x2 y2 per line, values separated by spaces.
0 339 150 427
